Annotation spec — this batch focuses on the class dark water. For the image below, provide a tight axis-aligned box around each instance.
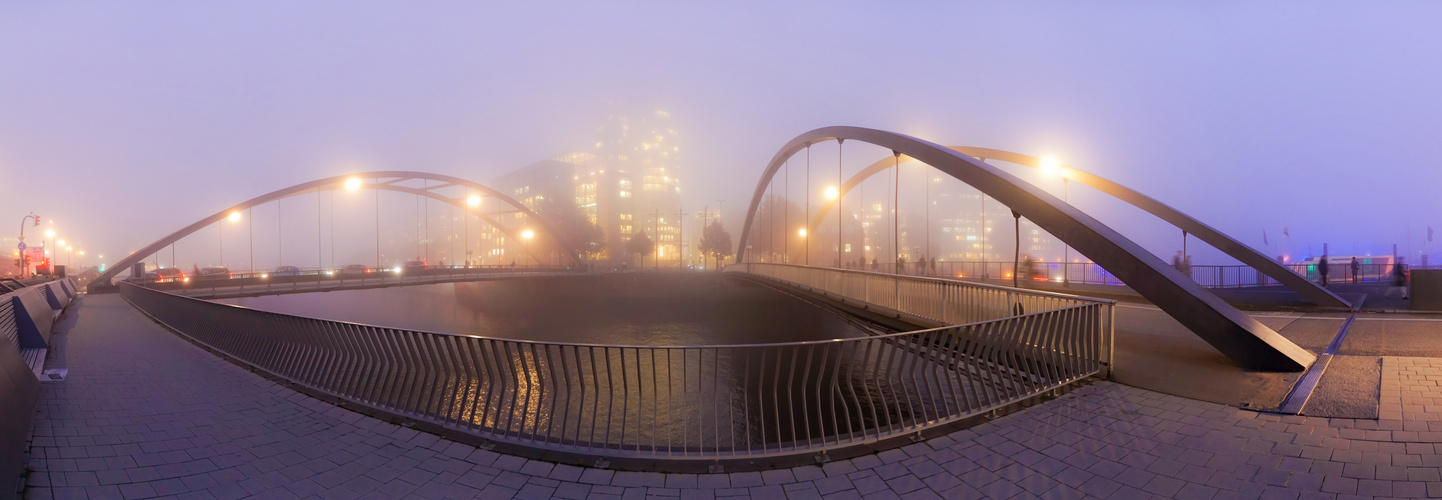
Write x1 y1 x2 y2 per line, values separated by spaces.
219 273 867 345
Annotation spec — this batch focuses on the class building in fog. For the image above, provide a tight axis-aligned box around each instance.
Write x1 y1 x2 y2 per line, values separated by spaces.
489 109 684 267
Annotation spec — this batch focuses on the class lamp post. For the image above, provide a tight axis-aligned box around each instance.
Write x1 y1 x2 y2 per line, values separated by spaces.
521 229 535 267
44 229 55 275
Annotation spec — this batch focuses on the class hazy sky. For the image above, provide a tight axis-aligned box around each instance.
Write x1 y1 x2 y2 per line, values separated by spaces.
4 2 1441 268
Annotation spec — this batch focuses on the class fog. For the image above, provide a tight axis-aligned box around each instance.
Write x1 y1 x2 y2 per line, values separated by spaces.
4 2 1440 269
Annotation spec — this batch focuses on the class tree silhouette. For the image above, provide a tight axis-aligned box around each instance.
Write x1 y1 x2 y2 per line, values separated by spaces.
535 196 605 261
626 231 654 267
699 220 733 270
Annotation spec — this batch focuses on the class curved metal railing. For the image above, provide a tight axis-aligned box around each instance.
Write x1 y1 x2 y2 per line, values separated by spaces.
729 262 1111 325
118 270 1111 463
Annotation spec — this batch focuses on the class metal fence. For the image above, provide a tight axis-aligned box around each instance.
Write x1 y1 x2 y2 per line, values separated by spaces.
2 278 74 500
139 266 577 299
119 271 1111 463
730 263 1111 324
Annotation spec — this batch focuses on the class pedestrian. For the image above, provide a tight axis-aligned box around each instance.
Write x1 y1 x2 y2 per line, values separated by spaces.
1387 258 1410 300
930 257 937 276
1172 251 1184 273
871 257 878 272
896 255 904 274
1318 254 1329 287
1351 257 1360 283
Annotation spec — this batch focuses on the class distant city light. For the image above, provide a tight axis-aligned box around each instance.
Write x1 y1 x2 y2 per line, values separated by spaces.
521 229 535 239
467 195 482 207
824 186 839 200
344 178 362 191
45 230 55 239
57 239 66 247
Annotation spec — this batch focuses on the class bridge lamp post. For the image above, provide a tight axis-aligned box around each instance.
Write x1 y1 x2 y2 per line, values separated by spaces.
1038 156 1069 284
521 229 534 267
466 195 481 267
44 229 55 273
824 186 839 267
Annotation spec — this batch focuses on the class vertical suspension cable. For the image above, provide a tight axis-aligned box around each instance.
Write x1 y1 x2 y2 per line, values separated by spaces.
837 140 843 268
893 152 899 273
805 145 810 266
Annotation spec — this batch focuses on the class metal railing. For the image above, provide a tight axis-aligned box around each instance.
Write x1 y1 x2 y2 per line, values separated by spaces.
119 272 1111 464
730 262 1112 325
764 258 1437 290
2 278 75 500
134 265 578 299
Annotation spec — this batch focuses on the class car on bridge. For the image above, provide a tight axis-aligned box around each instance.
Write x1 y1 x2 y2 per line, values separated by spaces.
196 267 231 281
144 268 188 283
270 265 301 277
338 264 370 277
399 261 427 275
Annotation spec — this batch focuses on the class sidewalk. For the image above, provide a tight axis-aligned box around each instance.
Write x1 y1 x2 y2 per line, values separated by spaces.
24 294 1442 499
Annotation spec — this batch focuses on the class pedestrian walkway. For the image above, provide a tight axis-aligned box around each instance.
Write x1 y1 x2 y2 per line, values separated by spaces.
24 294 1442 499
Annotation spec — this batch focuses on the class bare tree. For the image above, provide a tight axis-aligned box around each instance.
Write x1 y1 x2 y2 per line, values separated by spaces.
699 220 734 271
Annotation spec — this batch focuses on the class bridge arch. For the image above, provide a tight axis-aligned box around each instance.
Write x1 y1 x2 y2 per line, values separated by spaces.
736 126 1315 371
800 147 1348 308
93 172 583 291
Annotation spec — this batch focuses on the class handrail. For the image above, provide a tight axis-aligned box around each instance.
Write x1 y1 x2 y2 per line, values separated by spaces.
1 278 75 500
118 273 1110 465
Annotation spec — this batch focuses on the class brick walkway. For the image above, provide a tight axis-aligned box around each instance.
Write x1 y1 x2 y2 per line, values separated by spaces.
23 294 1442 499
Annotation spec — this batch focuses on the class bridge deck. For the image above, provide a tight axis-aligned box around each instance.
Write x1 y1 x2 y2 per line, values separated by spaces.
24 294 1442 499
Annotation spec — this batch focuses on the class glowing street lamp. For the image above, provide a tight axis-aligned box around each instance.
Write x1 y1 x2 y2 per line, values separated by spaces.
798 228 807 237
45 229 55 239
344 178 362 191
466 195 482 207
824 186 839 200
1039 156 1061 176
228 212 242 222
520 230 535 267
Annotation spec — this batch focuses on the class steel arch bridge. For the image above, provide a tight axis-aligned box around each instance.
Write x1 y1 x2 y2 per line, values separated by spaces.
90 172 583 292
736 126 1315 372
799 146 1348 309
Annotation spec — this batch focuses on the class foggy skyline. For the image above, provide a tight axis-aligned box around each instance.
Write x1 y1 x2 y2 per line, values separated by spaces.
4 2 1441 269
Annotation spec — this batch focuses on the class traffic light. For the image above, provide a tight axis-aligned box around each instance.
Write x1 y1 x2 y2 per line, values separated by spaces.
33 216 39 227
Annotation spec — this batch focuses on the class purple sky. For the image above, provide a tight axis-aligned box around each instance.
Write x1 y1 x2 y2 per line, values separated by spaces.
4 2 1441 268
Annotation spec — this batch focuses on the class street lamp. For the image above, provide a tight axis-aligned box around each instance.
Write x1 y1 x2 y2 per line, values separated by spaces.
798 228 807 237
344 178 362 191
824 186 839 200
520 229 535 267
466 195 482 207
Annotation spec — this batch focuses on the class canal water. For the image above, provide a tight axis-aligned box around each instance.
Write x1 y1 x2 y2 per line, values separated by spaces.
219 273 869 345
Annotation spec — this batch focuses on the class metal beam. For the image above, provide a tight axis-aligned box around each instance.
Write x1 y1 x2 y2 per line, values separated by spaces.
737 127 1316 371
803 147 1348 308
92 172 583 291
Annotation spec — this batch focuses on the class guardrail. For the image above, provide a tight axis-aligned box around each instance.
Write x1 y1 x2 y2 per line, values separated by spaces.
2 278 75 500
131 266 578 299
728 262 1113 325
119 267 1110 466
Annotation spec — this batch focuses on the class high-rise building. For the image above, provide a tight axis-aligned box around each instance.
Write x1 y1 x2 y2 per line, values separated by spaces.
490 109 684 267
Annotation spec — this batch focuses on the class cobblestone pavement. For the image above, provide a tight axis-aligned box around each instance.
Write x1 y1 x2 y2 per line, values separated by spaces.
23 294 1442 499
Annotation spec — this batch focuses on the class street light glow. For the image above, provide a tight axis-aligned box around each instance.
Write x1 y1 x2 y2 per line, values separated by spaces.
521 229 535 239
798 228 807 237
466 195 482 207
1039 156 1061 176
344 178 362 191
45 230 55 239
824 186 839 200
57 239 66 247
228 212 242 222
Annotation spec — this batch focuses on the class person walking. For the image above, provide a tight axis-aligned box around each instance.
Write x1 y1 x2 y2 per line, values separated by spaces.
1351 257 1360 283
1318 254 1330 287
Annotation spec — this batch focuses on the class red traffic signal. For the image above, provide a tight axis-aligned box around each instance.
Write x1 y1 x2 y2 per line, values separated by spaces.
33 216 39 227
